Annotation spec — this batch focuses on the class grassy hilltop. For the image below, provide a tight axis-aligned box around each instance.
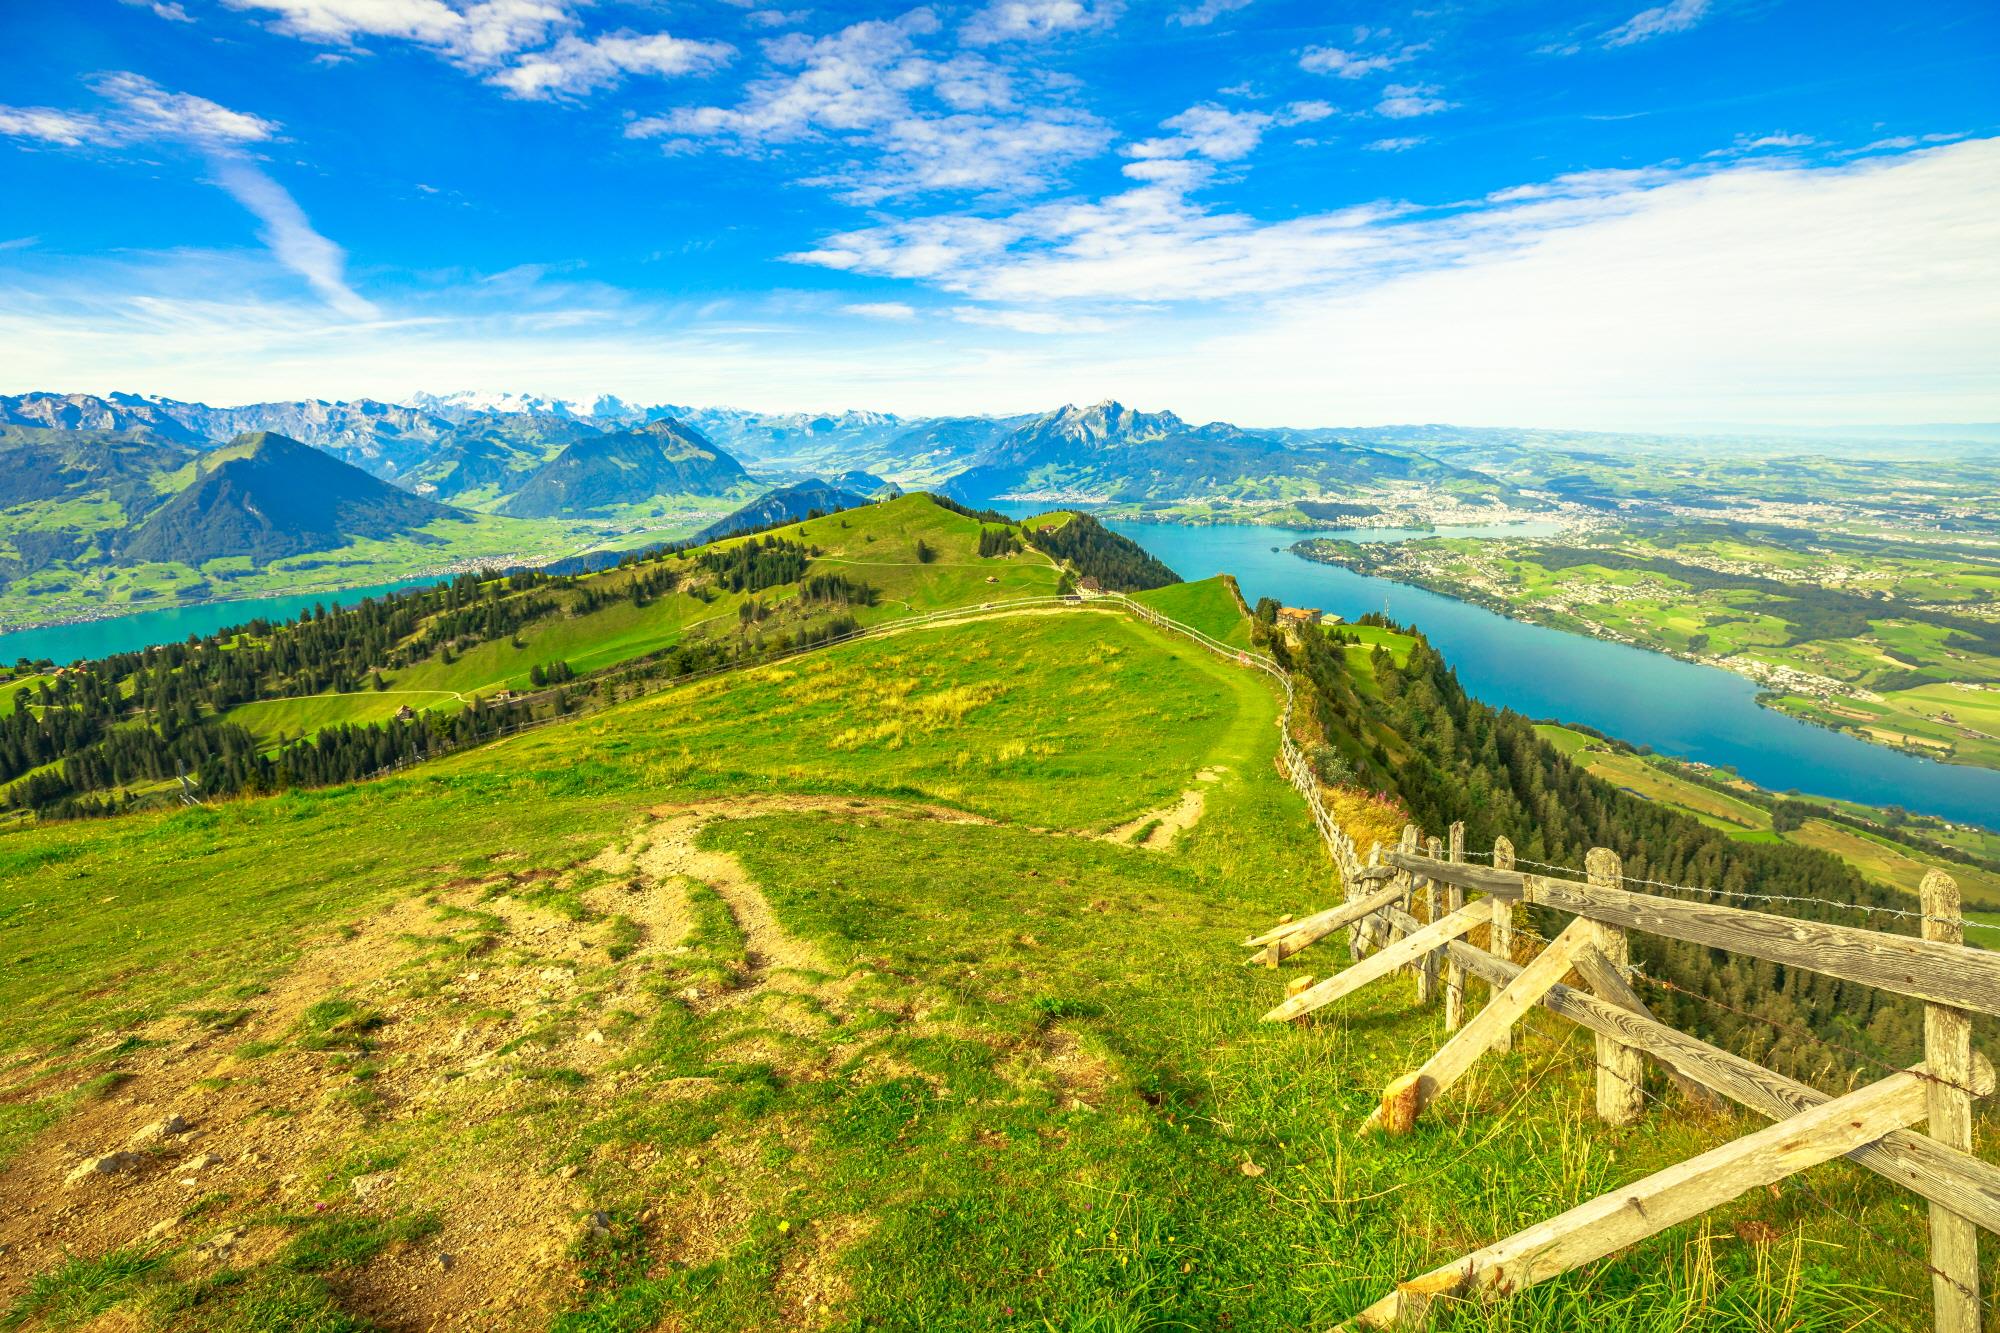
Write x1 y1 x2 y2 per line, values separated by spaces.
0 498 1983 1332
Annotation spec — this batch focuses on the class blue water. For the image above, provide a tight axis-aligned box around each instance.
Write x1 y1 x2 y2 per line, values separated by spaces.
0 575 453 665
1089 517 2000 829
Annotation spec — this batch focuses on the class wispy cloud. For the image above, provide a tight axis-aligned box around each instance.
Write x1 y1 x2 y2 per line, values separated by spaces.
1169 0 1252 29
1366 135 1427 152
487 30 733 99
0 74 277 149
220 0 724 100
119 0 195 21
1603 0 1709 48
0 75 371 320
952 305 1109 333
627 11 1110 202
14 140 1992 431
1377 83 1452 119
208 158 376 320
961 0 1120 45
1299 42 1420 78
844 301 919 319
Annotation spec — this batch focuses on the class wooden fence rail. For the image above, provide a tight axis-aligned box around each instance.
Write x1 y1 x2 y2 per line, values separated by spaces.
1245 818 1997 1331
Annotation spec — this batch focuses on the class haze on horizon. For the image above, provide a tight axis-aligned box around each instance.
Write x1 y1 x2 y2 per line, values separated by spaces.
0 0 1995 434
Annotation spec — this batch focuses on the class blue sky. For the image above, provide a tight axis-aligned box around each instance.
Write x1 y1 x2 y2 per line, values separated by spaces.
0 0 1995 429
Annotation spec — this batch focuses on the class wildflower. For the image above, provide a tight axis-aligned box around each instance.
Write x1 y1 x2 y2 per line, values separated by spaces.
778 1219 791 1234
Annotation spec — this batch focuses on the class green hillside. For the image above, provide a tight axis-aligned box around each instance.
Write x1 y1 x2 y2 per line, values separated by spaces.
0 500 1984 1332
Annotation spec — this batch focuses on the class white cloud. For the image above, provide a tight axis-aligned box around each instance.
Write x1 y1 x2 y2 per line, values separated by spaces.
1299 44 1413 78
961 0 1119 45
0 75 278 150
1366 135 1426 151
1602 0 1709 47
0 106 111 148
8 134 1993 433
1169 0 1252 29
0 76 369 321
208 158 378 320
1377 83 1452 119
490 30 734 98
1127 104 1273 163
627 12 1109 201
222 0 719 99
92 73 280 145
843 301 919 319
120 0 196 21
952 305 1109 333
744 8 810 27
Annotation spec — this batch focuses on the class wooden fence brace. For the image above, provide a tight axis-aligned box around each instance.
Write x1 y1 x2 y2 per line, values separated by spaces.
1442 822 1466 1032
1365 916 1599 1135
1921 868 1982 1333
1341 1069 1936 1330
1584 848 1646 1126
1391 905 2000 1231
1489 837 1515 1055
1261 900 1490 1024
1244 883 1407 966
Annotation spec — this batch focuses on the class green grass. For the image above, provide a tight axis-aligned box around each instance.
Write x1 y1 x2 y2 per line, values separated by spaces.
1132 575 1253 647
0 586 1967 1331
224 494 1066 743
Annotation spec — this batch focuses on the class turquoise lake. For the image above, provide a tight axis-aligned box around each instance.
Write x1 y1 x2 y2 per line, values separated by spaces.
0 574 452 665
1094 518 2000 830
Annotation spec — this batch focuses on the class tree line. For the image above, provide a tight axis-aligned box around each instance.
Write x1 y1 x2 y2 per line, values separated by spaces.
1261 609 1974 1082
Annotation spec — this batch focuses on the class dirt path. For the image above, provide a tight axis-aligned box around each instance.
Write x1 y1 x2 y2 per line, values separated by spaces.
1102 766 1226 849
0 793 990 1331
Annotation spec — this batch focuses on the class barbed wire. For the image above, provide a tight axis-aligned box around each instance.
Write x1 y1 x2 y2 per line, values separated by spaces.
1403 850 1979 931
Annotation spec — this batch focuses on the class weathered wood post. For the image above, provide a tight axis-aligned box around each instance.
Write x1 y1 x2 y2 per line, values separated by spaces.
1354 841 1384 956
1443 822 1467 1031
1920 868 1981 1332
1415 835 1443 1004
1491 836 1516 1055
1393 825 1420 963
1585 847 1645 1126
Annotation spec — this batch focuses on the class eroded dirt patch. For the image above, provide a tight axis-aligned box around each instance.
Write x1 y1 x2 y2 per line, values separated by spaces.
1102 765 1226 849
0 794 993 1332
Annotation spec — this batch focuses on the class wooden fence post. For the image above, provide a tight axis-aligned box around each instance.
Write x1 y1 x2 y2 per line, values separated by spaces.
1392 825 1419 962
1355 842 1383 955
1444 822 1467 1032
1585 847 1645 1126
1491 836 1515 1055
1921 868 1981 1333
1415 835 1443 1004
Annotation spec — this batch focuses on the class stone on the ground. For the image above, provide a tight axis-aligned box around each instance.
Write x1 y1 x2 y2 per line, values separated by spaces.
64 1151 143 1186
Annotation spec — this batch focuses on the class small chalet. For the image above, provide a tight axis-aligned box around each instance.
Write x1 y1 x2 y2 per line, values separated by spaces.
393 704 417 722
1275 606 1321 625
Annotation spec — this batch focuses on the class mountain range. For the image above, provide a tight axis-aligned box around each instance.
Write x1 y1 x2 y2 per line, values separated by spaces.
0 388 1513 624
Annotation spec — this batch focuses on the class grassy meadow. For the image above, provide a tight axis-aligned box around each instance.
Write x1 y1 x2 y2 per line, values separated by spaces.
0 574 1981 1331
218 494 1067 745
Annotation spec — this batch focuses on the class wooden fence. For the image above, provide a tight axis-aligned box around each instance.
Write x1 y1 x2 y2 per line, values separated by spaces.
1246 820 2000 1331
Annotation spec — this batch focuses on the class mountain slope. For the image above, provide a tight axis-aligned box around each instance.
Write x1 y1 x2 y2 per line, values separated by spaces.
500 419 752 517
949 400 1471 502
693 480 873 541
123 432 462 566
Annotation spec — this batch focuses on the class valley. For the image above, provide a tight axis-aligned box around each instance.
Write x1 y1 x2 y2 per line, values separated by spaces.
1300 519 2000 769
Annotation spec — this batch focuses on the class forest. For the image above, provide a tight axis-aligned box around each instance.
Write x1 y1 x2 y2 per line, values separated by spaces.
1256 600 1976 1081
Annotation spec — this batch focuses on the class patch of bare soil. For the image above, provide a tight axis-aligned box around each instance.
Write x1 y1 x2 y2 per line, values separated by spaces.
0 794 991 1332
1102 766 1226 849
